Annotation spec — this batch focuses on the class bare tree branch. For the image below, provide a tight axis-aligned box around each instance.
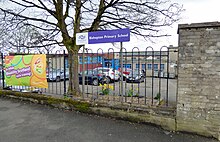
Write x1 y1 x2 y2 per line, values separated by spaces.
0 0 183 96
0 7 57 26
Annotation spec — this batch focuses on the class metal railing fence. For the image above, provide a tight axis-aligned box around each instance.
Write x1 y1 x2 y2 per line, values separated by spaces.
0 46 178 106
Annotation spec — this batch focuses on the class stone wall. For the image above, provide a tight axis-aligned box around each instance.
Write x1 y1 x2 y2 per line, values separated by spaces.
177 22 220 140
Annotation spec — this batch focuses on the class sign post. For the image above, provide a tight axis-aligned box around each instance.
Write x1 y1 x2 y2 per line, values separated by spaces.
120 42 124 101
82 45 85 98
76 28 130 100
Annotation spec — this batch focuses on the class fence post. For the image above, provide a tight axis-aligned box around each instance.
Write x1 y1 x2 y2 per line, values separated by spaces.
82 45 85 99
120 42 124 102
166 48 170 106
1 53 4 89
63 50 66 96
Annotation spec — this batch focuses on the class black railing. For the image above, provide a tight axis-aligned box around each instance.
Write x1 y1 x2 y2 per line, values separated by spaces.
0 47 177 106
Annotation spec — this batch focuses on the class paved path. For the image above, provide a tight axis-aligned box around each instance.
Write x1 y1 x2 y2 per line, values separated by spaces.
45 78 177 104
0 97 217 142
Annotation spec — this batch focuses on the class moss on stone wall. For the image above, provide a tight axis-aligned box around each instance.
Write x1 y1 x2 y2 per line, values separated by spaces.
0 90 91 113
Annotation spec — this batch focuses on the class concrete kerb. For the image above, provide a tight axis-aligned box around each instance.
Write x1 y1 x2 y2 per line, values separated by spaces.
0 89 177 134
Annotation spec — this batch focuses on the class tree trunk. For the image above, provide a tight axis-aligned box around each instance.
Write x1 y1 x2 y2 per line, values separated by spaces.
68 48 81 97
66 0 81 97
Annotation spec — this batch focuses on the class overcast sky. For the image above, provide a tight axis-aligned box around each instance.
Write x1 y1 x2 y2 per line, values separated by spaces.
88 0 220 52
153 0 220 49
2 0 219 52
161 0 220 48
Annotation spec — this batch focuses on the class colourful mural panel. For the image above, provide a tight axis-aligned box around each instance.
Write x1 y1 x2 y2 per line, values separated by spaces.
4 54 48 88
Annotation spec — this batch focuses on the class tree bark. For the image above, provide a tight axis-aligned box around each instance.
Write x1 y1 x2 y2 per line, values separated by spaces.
66 0 81 97
67 45 81 97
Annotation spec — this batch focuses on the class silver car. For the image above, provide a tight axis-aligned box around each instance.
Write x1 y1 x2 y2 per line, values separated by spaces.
47 68 69 82
126 69 145 83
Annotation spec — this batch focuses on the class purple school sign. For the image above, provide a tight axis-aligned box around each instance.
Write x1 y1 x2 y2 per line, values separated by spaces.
76 28 130 45
88 28 130 44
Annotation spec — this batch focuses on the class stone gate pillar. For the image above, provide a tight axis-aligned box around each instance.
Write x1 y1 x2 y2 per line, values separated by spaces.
177 22 220 140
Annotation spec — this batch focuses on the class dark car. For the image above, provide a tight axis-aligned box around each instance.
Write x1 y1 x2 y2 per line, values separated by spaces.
79 69 107 86
126 69 145 83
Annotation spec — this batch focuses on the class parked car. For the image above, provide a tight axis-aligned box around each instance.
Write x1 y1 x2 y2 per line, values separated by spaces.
118 68 132 81
164 72 176 79
126 69 145 83
79 69 107 86
115 70 121 80
94 67 120 82
60 68 69 80
153 70 164 78
47 68 61 81
47 68 69 82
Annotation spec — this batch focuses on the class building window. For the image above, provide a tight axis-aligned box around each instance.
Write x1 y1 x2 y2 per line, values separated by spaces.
154 64 158 71
98 56 102 63
92 57 97 63
79 57 82 63
136 64 140 69
123 64 131 69
160 64 165 71
86 57 91 63
142 64 146 69
65 58 69 68
147 64 152 70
